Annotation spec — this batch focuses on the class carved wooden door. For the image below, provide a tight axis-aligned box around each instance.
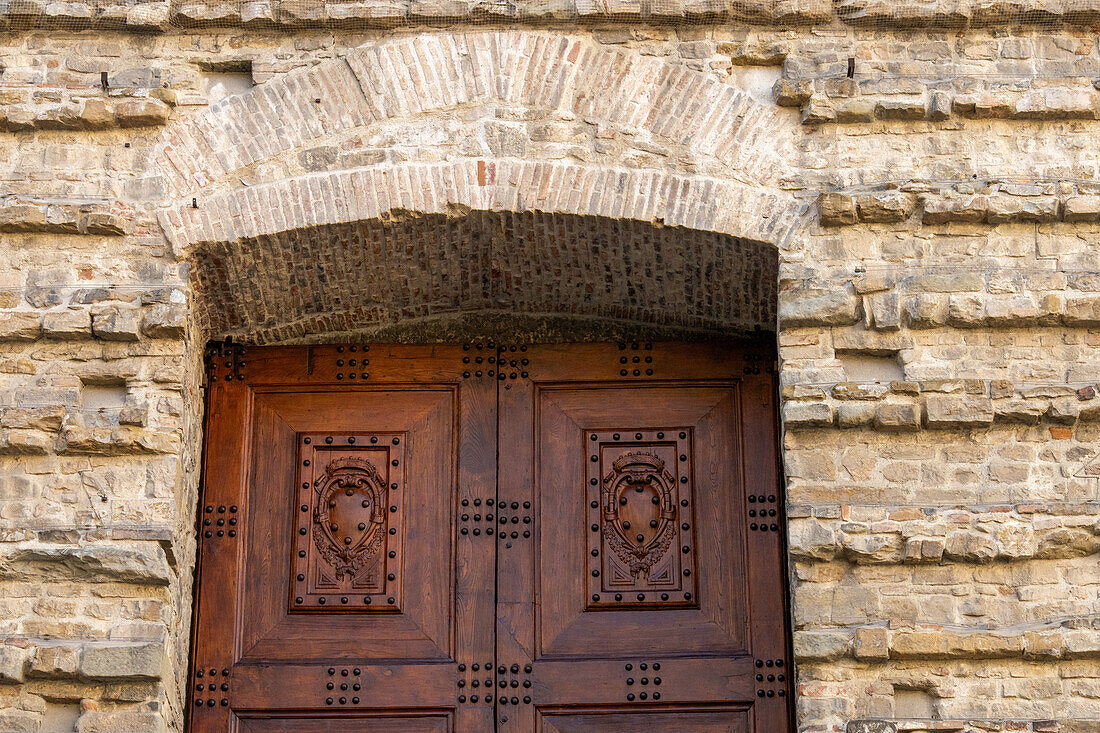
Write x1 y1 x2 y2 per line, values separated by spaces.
189 341 790 732
495 343 790 732
190 345 497 732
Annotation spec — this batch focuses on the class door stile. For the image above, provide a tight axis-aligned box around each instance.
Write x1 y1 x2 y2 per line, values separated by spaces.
189 365 252 732
494 349 538 732
455 372 499 731
740 358 793 727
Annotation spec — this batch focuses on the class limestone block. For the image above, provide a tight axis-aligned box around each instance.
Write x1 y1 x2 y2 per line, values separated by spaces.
115 99 170 128
925 395 994 428
91 307 141 342
779 288 861 327
1064 296 1100 326
773 78 813 107
141 304 186 338
874 97 927 120
832 330 911 356
0 429 52 455
832 383 889 400
904 294 948 329
835 98 876 123
944 530 998 562
787 519 837 560
1063 195 1100 222
874 403 920 431
921 194 989 224
784 401 833 427
0 406 65 431
42 310 92 340
0 644 31 682
0 545 171 585
818 192 857 226
79 642 165 680
853 627 889 661
856 191 916 223
58 427 180 455
76 710 168 733
993 399 1045 424
794 630 851 660
838 402 876 427
841 533 903 563
1047 397 1080 424
0 709 40 732
986 194 1060 223
0 312 43 342
1013 88 1097 120
81 212 129 236
30 645 80 677
868 292 901 331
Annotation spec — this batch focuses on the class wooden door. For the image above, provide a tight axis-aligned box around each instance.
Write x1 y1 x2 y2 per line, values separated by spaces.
189 345 497 732
189 341 790 733
495 343 789 732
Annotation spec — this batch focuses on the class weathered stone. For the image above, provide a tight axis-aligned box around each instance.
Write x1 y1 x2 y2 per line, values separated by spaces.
773 78 814 107
0 545 171 585
856 191 916 223
868 292 900 331
58 427 180 455
794 630 851 660
925 395 994 428
41 310 92 340
115 99 171 127
818 192 857 226
944 530 998 562
30 645 80 677
91 307 141 342
874 403 920 431
921 194 989 224
779 288 861 327
141 304 186 338
838 402 875 427
784 401 833 427
904 294 947 329
1063 195 1100 223
853 627 889 661
832 383 889 400
0 406 65 431
79 642 165 680
0 312 43 341
0 644 31 682
986 194 1060 224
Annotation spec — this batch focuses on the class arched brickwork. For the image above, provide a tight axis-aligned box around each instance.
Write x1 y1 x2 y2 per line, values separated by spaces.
155 30 806 341
190 210 778 343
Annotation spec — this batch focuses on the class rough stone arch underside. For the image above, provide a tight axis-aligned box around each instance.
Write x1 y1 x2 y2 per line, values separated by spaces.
155 30 804 342
190 209 778 343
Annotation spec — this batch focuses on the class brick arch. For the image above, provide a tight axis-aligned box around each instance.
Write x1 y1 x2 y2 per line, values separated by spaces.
189 208 779 344
156 30 797 199
157 30 807 342
158 160 808 254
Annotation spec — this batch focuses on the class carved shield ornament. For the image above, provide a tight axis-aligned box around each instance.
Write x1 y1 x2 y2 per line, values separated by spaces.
601 451 678 578
312 456 387 579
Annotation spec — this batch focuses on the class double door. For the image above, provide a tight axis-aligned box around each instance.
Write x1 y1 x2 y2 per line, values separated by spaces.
189 341 790 732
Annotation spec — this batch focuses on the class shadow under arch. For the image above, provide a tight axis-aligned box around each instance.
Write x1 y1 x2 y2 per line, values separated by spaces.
190 209 778 344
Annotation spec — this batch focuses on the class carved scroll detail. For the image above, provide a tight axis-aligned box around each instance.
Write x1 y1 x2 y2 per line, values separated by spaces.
312 456 387 579
601 451 677 578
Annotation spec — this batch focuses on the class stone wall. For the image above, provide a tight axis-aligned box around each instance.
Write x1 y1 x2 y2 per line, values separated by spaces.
0 11 1098 733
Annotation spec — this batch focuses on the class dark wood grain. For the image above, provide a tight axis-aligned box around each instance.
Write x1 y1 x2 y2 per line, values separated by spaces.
189 340 789 733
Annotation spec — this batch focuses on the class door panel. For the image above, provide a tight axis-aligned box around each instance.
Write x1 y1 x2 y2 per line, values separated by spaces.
538 707 751 733
189 341 790 733
189 346 496 732
495 343 789 732
236 713 452 732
